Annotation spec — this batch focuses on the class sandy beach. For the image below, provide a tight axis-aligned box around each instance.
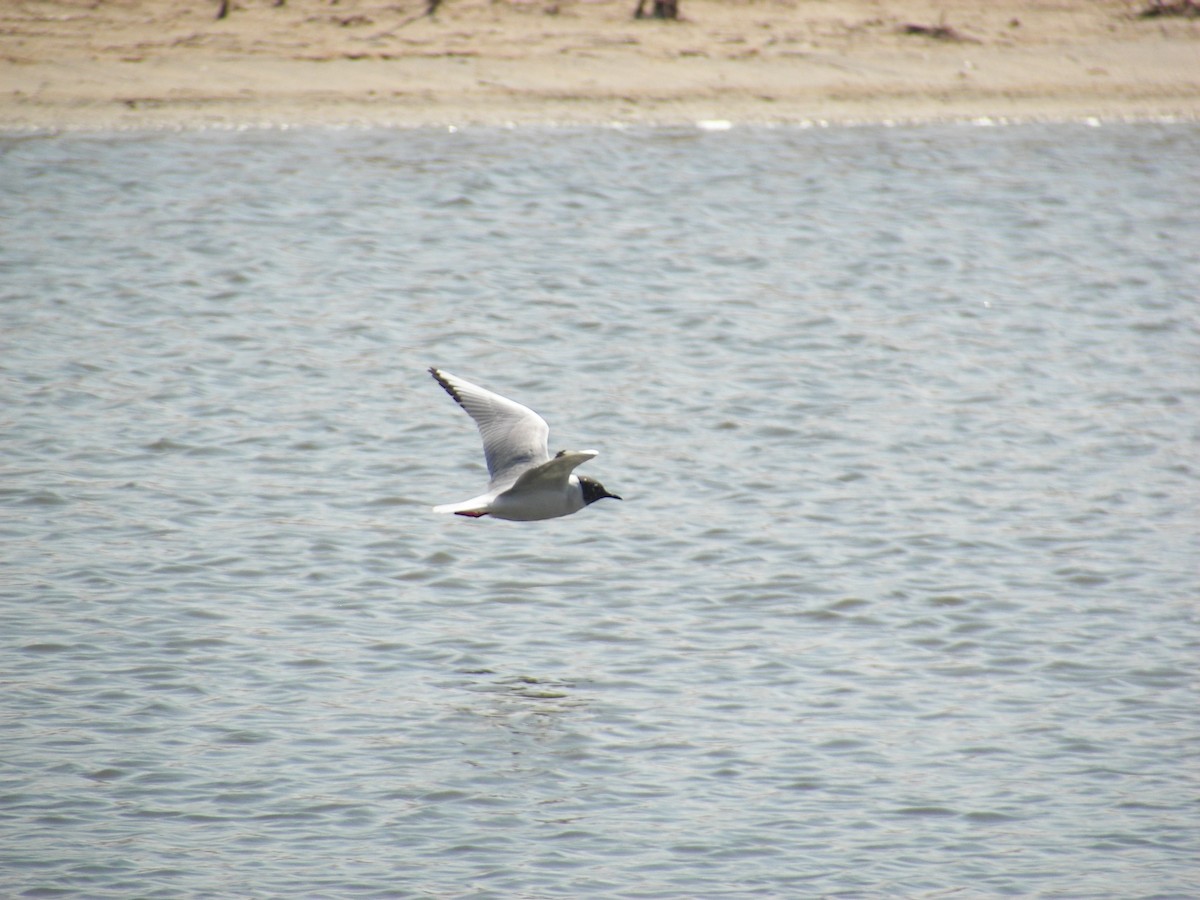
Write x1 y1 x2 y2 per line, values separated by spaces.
2 0 1198 129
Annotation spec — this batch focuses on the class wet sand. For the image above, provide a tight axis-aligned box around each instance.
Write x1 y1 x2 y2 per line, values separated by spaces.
2 0 1198 129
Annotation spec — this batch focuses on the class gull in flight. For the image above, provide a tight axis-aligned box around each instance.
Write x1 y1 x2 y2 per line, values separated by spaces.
428 367 622 520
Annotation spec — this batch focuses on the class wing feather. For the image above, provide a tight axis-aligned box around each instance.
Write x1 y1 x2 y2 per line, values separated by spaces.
429 368 551 489
509 449 598 492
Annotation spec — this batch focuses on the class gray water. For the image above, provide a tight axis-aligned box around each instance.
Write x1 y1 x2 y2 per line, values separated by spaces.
2 123 1198 898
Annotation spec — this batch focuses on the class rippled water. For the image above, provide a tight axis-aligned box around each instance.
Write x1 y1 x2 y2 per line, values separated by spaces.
2 123 1198 898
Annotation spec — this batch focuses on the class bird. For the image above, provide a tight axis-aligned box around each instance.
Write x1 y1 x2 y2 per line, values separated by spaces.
428 367 622 521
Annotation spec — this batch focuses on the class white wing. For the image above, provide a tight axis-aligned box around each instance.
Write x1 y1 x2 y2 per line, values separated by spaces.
429 368 551 490
509 449 598 492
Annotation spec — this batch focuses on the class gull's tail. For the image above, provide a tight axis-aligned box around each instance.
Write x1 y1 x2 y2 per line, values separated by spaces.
433 496 492 518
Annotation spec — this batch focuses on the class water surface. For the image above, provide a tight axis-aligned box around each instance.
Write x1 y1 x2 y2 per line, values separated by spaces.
2 123 1198 897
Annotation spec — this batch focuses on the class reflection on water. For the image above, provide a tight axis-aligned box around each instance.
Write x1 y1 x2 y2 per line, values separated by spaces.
2 122 1198 898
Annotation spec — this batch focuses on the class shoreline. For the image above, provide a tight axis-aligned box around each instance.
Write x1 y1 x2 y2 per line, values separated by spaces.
4 107 1194 135
3 0 1198 131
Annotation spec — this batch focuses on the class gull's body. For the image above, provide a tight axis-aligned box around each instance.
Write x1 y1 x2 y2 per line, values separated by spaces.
428 368 621 521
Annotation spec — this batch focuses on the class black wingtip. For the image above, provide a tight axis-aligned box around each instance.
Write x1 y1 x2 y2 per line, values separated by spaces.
429 367 468 411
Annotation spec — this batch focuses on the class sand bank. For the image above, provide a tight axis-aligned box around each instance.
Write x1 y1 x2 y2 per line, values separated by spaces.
2 0 1198 129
